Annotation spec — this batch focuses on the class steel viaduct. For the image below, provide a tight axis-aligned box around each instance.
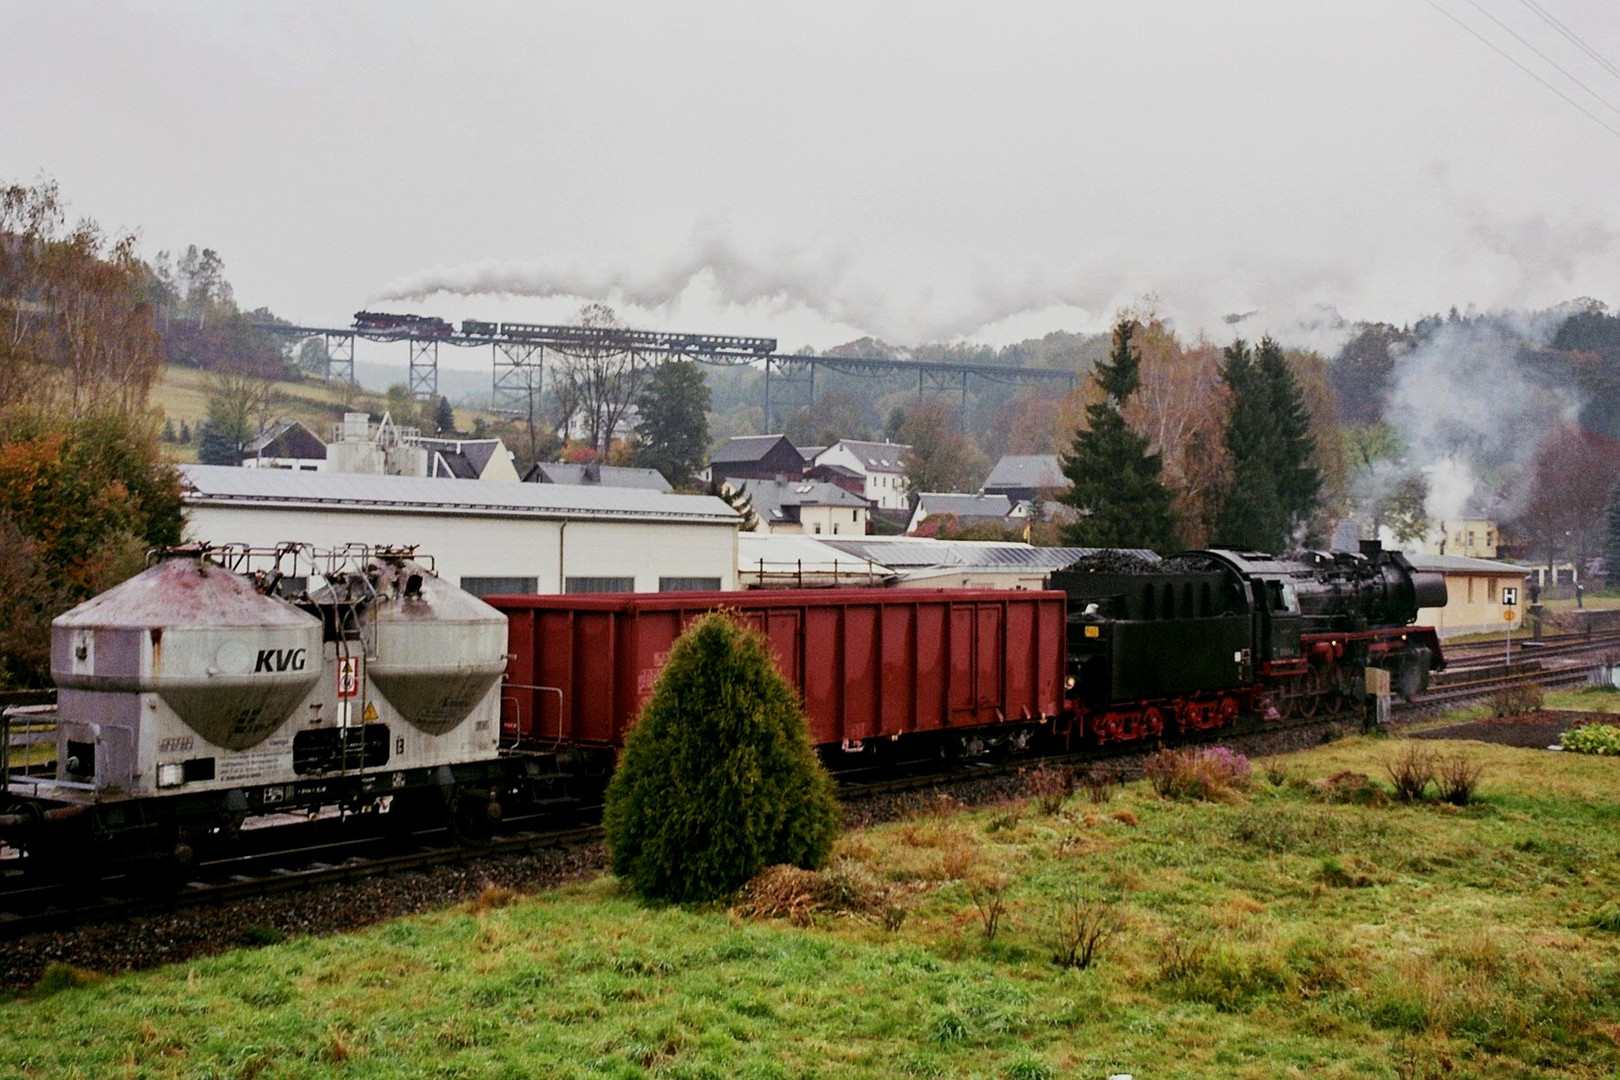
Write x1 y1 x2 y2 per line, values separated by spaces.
254 320 1080 431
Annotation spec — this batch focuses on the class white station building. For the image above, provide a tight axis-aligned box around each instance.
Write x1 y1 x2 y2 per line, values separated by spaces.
180 465 741 596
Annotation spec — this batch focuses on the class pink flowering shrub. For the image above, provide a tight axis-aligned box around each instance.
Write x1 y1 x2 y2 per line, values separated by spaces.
1142 746 1253 801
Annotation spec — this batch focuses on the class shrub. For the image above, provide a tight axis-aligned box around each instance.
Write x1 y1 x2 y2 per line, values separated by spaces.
602 611 840 904
1435 753 1486 805
1049 886 1122 969
1587 903 1620 932
31 963 104 996
1384 741 1437 801
967 872 1012 940
1489 681 1544 717
1142 746 1252 801
1025 765 1072 815
1562 722 1620 756
1080 765 1118 804
1316 770 1386 806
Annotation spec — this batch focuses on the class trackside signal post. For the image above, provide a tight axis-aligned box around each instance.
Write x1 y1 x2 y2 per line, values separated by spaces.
1502 586 1519 666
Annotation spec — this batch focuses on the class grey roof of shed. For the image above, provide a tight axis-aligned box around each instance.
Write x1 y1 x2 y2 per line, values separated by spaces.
820 538 1130 569
1403 552 1529 575
180 464 738 524
526 462 673 492
914 492 1015 519
983 454 1066 490
710 434 801 465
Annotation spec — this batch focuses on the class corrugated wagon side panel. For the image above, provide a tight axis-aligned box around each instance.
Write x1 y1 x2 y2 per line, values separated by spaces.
489 589 1068 752
501 607 536 742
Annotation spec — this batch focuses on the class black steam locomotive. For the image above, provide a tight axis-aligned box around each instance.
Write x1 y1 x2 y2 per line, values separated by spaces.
352 311 454 337
1051 542 1447 743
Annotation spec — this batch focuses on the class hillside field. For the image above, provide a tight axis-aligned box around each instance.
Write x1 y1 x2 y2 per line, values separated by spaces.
3 729 1617 1079
149 366 497 465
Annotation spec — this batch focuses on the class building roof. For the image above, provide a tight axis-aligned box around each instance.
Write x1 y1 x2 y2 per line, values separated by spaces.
808 462 863 482
1404 552 1529 576
738 533 895 584
983 454 1066 491
710 434 801 465
797 445 827 461
739 478 871 524
414 437 505 476
244 421 327 460
912 492 1015 521
825 439 908 474
819 537 1133 570
525 462 673 492
179 464 738 524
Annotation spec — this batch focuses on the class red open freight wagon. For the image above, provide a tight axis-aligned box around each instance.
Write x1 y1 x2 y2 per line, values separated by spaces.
489 589 1068 752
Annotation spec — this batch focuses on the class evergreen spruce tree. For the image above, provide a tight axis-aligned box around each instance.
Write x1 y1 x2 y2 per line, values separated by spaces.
1604 483 1620 583
632 359 712 489
1213 337 1320 551
602 611 839 904
1058 319 1179 551
434 396 456 436
1256 338 1321 529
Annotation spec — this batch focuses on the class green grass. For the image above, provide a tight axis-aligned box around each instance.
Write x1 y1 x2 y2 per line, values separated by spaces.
3 736 1618 1078
1545 685 1620 714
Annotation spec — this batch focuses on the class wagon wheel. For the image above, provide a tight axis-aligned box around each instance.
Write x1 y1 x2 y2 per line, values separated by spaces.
1319 664 1346 717
1141 706 1165 738
1217 696 1240 727
1294 674 1320 719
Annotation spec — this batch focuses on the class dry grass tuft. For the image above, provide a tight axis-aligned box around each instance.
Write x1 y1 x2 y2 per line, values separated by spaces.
733 859 896 927
468 881 518 912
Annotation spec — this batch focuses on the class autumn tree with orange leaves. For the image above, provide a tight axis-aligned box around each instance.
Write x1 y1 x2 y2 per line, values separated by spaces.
0 179 182 686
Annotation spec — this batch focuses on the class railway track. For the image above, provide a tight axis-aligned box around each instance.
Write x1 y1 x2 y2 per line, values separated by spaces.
2 650 1606 942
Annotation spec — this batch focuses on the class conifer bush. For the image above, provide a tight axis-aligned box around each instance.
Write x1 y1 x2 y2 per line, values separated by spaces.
602 611 840 903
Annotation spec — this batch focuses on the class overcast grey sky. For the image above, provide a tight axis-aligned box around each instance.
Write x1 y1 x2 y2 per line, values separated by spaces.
6 1 1619 357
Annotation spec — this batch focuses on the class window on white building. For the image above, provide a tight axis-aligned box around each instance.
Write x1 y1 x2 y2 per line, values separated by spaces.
565 576 634 594
462 576 539 597
658 577 722 592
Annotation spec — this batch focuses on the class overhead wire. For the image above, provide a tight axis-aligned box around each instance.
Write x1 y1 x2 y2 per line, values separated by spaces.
1423 0 1620 143
1462 0 1620 118
1517 0 1620 84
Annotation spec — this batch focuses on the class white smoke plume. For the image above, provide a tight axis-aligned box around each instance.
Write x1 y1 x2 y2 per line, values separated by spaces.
1382 313 1578 527
378 221 1141 345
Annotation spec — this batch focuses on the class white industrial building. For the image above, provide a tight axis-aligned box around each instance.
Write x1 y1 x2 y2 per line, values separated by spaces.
180 465 740 596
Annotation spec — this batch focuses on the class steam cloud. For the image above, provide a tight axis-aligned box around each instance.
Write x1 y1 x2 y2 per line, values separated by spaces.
1382 314 1577 526
378 221 1211 346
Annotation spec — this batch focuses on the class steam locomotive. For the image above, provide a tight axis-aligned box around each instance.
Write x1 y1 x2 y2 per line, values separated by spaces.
0 541 1444 876
352 311 454 337
1051 543 1446 744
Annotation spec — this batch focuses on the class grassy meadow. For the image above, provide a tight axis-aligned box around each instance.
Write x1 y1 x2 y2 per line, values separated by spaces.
4 733 1618 1079
149 366 496 465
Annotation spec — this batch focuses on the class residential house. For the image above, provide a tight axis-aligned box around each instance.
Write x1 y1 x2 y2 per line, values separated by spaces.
241 421 328 471
982 454 1068 504
813 439 910 510
738 477 871 536
707 434 806 486
1422 518 1499 560
906 492 1023 535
